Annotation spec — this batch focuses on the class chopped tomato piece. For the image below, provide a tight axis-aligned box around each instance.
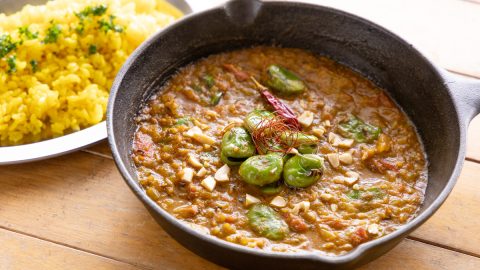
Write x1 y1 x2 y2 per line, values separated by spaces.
222 63 249 81
283 213 309 232
133 133 154 158
351 227 369 246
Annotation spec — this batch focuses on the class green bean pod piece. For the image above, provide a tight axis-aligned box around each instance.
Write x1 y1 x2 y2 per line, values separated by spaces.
283 154 325 188
220 127 256 165
266 65 306 95
239 153 284 186
247 204 289 240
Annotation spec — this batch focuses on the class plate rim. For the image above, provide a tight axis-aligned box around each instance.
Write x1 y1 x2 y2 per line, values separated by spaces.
0 0 192 165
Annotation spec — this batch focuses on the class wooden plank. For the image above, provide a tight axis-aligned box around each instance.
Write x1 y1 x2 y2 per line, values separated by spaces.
410 161 480 255
0 152 221 270
2 149 480 268
1 226 479 270
304 0 480 78
83 140 112 159
467 115 480 162
0 229 139 270
361 239 480 270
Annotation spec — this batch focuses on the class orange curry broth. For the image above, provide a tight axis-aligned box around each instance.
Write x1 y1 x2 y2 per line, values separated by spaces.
132 46 427 255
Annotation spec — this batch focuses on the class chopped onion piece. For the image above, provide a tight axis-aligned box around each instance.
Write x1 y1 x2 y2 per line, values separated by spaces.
201 176 216 191
270 196 287 208
180 167 195 183
245 194 261 206
214 164 230 182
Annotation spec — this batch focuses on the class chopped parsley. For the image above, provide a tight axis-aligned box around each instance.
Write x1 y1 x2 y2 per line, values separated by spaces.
0 34 18 58
30 60 39 72
75 22 85 35
43 22 62 44
75 4 108 19
98 15 123 33
7 55 16 73
88 44 97 55
18 26 38 40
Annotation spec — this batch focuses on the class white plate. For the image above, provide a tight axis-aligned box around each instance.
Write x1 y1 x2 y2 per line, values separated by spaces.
0 0 192 165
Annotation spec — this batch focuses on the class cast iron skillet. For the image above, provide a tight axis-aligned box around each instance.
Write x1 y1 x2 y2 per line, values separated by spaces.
107 0 480 269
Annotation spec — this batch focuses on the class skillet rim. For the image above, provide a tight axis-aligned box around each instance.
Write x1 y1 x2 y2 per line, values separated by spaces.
107 0 466 265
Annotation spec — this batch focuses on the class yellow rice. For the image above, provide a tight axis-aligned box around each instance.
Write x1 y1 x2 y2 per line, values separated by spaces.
0 0 182 146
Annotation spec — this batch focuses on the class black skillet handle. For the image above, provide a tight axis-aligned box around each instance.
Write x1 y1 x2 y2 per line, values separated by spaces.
446 73 480 124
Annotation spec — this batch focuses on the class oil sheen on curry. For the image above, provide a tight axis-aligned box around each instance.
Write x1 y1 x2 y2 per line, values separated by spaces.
132 47 427 255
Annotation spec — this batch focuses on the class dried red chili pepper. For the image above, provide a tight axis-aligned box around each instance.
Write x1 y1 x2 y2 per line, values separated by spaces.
251 77 301 130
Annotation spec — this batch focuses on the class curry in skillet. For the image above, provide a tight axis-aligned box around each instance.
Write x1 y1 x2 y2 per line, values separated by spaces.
132 46 427 255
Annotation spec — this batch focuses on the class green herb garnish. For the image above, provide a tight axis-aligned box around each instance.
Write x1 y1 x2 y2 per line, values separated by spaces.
175 117 191 126
75 4 108 19
75 22 85 35
202 74 215 88
347 187 385 200
43 22 62 44
88 44 97 55
7 55 17 73
0 34 18 58
18 26 38 40
210 92 223 106
98 15 123 33
347 190 361 200
338 115 381 143
30 59 39 72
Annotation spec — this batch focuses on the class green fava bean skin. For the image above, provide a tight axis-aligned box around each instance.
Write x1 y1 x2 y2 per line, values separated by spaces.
297 144 317 154
283 154 325 188
239 153 283 186
244 110 275 133
220 127 256 165
260 181 284 195
266 65 306 95
279 131 319 146
247 204 289 240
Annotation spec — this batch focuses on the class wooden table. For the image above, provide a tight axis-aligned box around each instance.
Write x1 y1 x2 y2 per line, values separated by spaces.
2 0 480 269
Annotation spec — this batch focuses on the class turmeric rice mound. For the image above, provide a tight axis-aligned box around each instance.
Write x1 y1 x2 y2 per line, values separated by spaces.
0 0 182 146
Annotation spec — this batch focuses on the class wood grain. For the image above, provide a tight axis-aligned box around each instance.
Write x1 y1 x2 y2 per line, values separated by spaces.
1 149 480 269
307 0 480 78
2 0 480 269
0 229 139 270
467 115 480 162
0 152 221 270
410 161 480 256
361 239 480 270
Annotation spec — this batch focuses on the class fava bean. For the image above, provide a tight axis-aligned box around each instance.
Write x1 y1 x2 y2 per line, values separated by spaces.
266 65 305 95
247 204 289 240
220 127 256 165
283 154 324 188
244 110 275 133
239 153 283 186
260 181 284 195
